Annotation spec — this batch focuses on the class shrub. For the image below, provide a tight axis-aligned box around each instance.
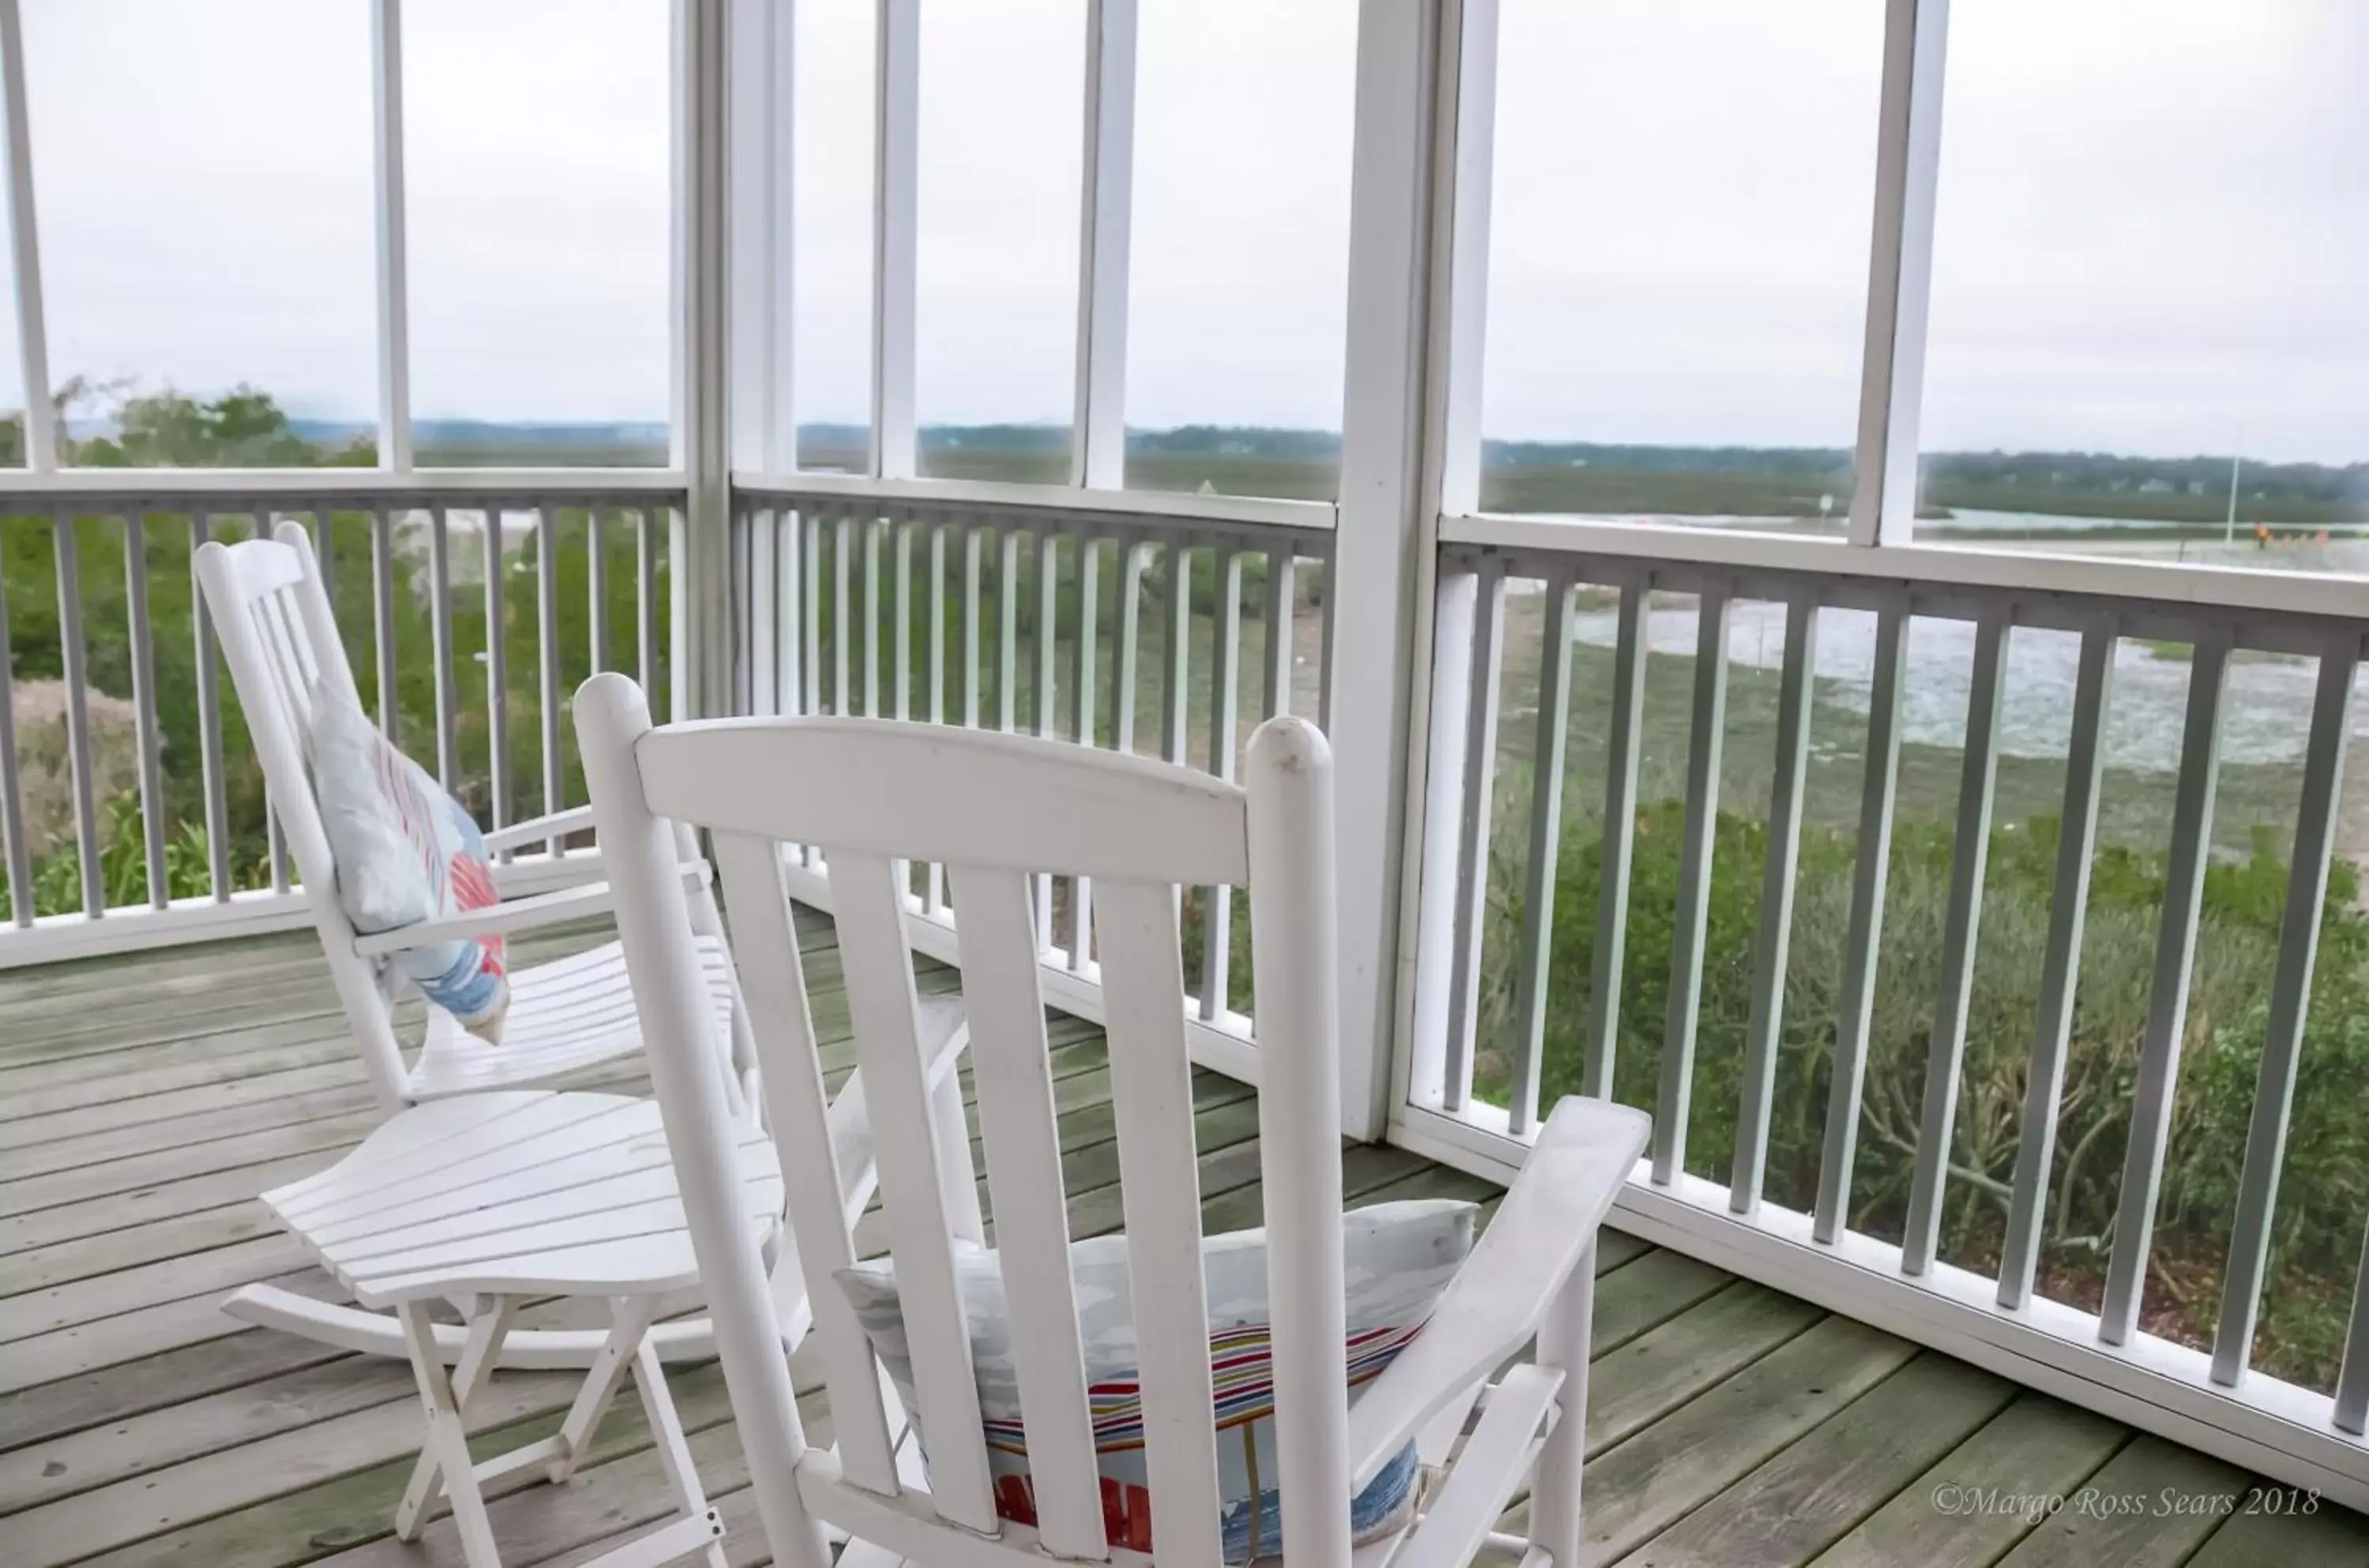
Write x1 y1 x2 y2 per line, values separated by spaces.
1474 787 2369 1391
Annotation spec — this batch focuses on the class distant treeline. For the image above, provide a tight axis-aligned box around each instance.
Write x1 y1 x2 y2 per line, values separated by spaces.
801 422 2363 509
8 386 2363 521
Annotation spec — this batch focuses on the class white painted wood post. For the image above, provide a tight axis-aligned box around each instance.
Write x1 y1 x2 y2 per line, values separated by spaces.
728 0 797 472
869 0 919 481
0 0 56 471
1338 0 1494 1142
368 0 413 471
1070 0 1136 491
1847 0 1950 547
674 0 734 717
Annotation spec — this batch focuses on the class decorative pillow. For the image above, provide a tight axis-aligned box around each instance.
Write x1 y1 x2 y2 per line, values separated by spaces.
306 683 509 1039
835 1199 1477 1562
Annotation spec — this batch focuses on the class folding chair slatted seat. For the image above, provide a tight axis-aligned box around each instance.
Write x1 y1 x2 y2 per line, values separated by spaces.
262 1087 783 1568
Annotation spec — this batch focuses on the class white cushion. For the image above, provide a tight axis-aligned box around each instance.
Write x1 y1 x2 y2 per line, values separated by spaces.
836 1199 1477 1562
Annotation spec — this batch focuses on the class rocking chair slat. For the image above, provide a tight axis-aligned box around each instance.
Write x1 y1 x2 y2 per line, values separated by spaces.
1096 878 1225 1568
711 828 903 1496
953 865 1109 1561
833 848 1001 1534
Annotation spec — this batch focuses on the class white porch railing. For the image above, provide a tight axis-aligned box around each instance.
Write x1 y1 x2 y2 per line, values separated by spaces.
729 476 1338 1086
0 473 681 965
1398 510 2369 1510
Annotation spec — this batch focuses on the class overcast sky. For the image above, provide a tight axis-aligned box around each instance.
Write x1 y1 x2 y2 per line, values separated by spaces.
5 0 2361 463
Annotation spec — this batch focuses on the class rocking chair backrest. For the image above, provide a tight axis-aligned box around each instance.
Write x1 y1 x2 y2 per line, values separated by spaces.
194 523 415 1107
576 673 1354 1568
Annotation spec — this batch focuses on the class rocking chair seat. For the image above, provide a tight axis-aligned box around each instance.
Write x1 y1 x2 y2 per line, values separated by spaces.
261 1088 783 1309
406 933 739 1101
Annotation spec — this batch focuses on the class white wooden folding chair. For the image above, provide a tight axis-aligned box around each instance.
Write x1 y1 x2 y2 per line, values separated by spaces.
579 673 1651 1568
190 523 808 1376
253 1086 780 1568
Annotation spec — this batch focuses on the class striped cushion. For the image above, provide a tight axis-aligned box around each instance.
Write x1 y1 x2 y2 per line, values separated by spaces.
837 1199 1476 1562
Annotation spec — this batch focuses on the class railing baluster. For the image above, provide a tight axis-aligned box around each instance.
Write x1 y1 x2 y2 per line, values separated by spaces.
50 511 101 917
1199 546 1243 1020
739 505 768 716
1034 529 1060 952
802 510 824 726
1996 620 2116 1302
2099 636 2229 1343
1510 571 1575 1137
1072 534 1100 748
1115 538 1145 756
636 506 660 711
1162 538 1190 763
482 505 510 842
1902 613 2010 1276
371 508 399 739
862 516 884 718
1260 543 1294 721
1652 587 1732 1184
587 508 610 676
893 516 913 721
1316 540 1335 731
962 522 985 730
1815 602 1909 1245
0 524 28 926
1069 533 1100 969
1731 595 1820 1213
778 508 802 714
191 509 231 901
2342 1241 2369 1433
1036 530 1060 738
1441 554 1507 1113
536 505 565 855
1580 580 1648 1101
313 507 334 605
993 528 1019 733
426 505 457 788
925 521 947 913
2212 637 2356 1386
927 522 946 730
123 514 168 910
834 513 855 717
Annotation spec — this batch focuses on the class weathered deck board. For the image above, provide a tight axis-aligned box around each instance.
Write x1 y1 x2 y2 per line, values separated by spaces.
1807 1390 2129 1568
2 924 2364 1568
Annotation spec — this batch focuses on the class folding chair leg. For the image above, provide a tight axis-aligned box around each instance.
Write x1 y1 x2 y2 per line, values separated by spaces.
397 1300 509 1568
550 1296 659 1483
633 1334 729 1568
397 1296 519 1540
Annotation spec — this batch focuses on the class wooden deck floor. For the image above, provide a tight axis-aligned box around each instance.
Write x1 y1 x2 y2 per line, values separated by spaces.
3 922 2367 1568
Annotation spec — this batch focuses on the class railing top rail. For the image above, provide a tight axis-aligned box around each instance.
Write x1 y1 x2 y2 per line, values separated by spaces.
0 467 689 505
732 468 1338 535
1444 511 2369 651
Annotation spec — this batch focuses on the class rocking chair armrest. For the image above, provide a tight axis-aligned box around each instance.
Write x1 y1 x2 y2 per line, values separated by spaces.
483 805 597 855
351 857 715 958
351 881 620 956
1344 1096 1649 1491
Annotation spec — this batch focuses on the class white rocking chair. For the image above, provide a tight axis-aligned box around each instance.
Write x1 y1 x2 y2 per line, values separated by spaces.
194 520 745 1116
578 673 1650 1568
193 523 934 1375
